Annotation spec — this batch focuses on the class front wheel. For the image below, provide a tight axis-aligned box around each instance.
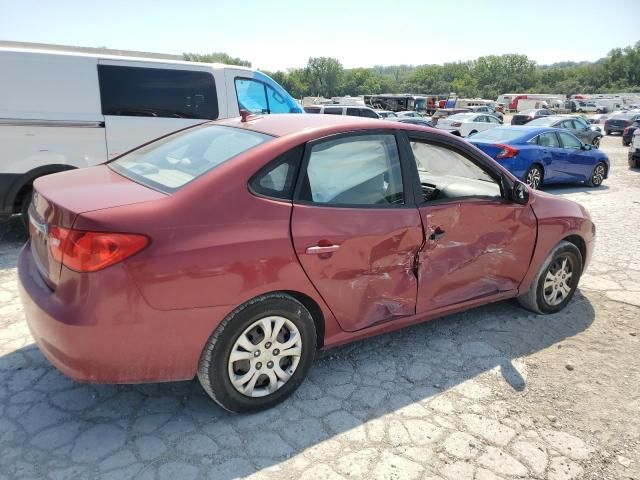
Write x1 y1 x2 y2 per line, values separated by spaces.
197 293 317 413
518 241 583 314
524 164 543 190
591 136 600 148
587 162 607 187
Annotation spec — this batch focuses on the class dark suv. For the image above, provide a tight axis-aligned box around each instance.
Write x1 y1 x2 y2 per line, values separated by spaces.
527 115 603 148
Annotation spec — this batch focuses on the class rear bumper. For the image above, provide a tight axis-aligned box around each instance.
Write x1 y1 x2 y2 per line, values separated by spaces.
18 242 232 383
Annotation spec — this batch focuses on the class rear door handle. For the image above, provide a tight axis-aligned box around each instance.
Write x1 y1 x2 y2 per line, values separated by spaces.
306 245 340 254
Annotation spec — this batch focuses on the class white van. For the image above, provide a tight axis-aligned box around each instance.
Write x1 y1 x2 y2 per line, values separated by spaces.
0 47 303 224
303 105 382 118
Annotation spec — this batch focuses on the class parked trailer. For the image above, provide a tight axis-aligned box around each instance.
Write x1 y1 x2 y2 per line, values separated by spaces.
363 94 427 113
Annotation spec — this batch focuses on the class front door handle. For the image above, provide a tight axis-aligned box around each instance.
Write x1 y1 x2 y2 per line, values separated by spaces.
306 245 340 255
429 227 446 241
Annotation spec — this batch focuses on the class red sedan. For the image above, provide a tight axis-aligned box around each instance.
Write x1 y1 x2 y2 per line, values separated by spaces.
18 114 594 412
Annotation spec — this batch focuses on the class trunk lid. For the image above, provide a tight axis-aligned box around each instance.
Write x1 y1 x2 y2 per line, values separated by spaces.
28 166 165 288
468 141 503 159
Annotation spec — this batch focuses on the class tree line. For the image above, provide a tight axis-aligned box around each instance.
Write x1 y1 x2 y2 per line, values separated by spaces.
184 41 640 100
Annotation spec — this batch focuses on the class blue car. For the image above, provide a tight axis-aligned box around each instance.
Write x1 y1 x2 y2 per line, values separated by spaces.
469 126 609 189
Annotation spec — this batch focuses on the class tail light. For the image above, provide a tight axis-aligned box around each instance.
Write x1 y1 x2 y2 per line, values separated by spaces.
450 122 462 127
624 127 630 134
49 227 149 272
495 144 519 159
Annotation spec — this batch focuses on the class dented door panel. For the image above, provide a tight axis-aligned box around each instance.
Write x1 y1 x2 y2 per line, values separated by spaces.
416 199 537 313
291 204 423 332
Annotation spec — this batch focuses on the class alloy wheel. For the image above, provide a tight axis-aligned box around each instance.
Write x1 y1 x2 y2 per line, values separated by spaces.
543 257 574 306
591 163 606 186
526 167 542 189
228 316 302 397
592 137 600 148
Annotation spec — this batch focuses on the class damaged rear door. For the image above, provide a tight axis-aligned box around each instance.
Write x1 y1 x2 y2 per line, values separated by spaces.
291 131 423 332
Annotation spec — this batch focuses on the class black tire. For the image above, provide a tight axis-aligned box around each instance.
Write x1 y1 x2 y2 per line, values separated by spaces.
623 140 630 147
197 293 317 413
591 136 600 148
587 161 607 187
524 164 543 190
19 189 32 230
518 241 583 314
468 130 478 136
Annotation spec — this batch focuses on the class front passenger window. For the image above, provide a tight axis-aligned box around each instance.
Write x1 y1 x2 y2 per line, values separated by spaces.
410 141 500 202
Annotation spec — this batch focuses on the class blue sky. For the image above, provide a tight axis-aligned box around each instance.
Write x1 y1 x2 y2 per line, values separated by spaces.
1 0 639 71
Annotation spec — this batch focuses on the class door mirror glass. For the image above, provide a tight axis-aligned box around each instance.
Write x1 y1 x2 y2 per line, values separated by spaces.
512 181 529 204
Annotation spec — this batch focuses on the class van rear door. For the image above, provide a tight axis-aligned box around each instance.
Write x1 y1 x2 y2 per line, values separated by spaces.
97 60 224 159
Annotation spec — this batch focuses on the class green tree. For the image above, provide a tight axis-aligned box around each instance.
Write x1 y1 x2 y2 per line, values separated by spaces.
183 52 251 67
305 57 344 97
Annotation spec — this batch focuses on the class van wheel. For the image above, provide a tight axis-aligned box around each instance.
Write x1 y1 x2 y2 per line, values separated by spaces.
197 293 316 413
19 190 32 230
518 241 582 314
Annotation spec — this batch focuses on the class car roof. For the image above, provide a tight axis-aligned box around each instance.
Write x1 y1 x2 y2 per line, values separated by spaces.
214 113 424 138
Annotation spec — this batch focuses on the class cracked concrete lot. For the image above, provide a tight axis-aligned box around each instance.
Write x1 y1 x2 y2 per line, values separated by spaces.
0 135 638 480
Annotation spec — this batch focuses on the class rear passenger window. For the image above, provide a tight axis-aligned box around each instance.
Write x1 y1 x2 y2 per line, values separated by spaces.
299 134 404 206
98 65 218 119
536 132 560 148
324 107 343 115
249 146 303 200
346 108 361 117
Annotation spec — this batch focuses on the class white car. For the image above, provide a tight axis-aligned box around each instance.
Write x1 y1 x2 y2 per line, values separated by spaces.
0 47 303 226
629 129 640 168
435 113 501 137
396 111 422 118
575 101 606 113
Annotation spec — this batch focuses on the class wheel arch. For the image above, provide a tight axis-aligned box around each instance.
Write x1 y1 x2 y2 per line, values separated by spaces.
7 164 77 213
282 290 325 349
562 234 586 264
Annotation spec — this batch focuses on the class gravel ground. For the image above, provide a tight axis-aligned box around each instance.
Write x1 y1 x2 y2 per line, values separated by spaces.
0 134 638 480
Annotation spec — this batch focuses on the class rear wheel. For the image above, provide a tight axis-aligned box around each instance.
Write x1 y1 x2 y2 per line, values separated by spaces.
197 293 316 413
19 189 32 230
587 161 606 187
591 136 600 148
524 164 543 190
623 140 630 146
518 241 582 314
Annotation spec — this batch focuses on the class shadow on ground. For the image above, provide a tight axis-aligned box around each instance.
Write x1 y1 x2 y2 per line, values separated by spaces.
0 283 595 479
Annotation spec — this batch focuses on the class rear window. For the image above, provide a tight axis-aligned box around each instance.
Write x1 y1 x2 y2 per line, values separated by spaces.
470 128 526 143
527 117 556 126
109 125 272 192
448 113 474 121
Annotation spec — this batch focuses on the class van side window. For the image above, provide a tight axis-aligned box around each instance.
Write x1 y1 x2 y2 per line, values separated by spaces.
98 65 218 120
360 109 379 119
323 107 343 115
235 78 294 114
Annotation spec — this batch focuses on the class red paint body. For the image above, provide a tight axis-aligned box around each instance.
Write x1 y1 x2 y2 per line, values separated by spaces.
18 114 595 384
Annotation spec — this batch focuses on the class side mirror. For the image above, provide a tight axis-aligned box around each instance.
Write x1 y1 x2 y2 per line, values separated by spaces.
512 181 530 204
581 144 592 151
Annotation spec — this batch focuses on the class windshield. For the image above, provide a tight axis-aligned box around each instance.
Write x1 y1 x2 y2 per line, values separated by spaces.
110 125 272 192
415 98 426 110
470 128 527 143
